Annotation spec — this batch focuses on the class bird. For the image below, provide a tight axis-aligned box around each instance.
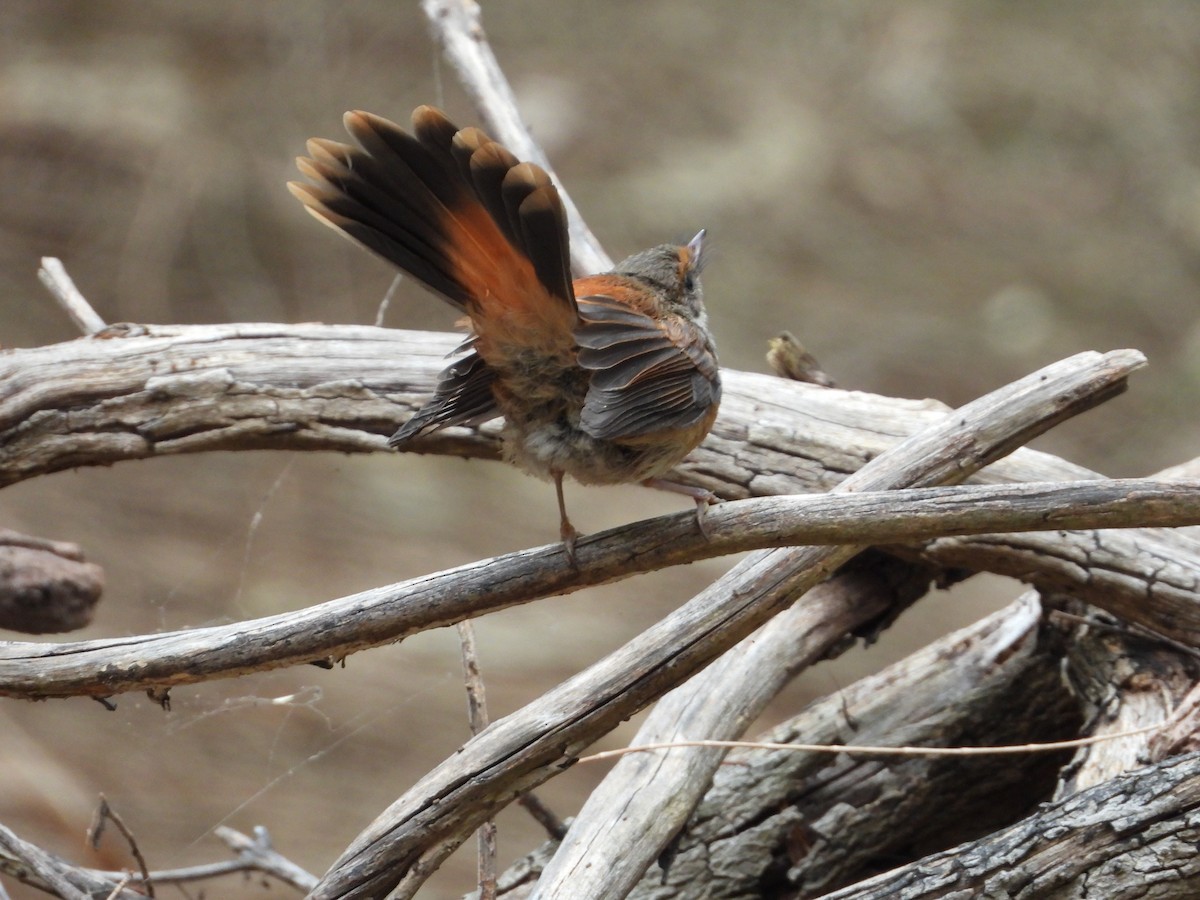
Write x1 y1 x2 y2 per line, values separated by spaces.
289 105 720 557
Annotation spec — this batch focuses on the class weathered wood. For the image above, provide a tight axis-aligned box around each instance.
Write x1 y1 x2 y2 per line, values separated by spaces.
485 594 1079 899
527 553 938 899
3 476 1200 700
309 350 1139 899
0 324 484 488
817 749 1200 899
6 329 1192 648
1053 599 1200 798
0 823 141 899
0 325 1138 501
629 597 1076 900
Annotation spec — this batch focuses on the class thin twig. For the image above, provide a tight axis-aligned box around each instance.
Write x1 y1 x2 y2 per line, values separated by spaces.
458 621 490 734
89 826 317 893
463 617 567 847
375 274 403 327
102 873 132 900
88 796 153 897
516 792 568 841
37 257 108 335
457 621 497 900
577 724 1166 764
214 826 318 892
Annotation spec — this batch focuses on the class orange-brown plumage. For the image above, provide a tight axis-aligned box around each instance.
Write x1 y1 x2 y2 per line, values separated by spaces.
290 105 720 552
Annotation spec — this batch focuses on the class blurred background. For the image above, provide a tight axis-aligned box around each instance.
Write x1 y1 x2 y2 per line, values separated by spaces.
1 2 1199 897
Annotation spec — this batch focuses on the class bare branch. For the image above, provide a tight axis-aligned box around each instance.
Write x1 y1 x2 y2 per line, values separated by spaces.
309 348 1141 898
531 554 933 898
5 329 1197 652
83 826 316 894
458 621 490 735
515 793 567 843
88 797 153 897
212 826 317 892
0 324 444 489
5 474 1197 701
486 593 1065 897
818 750 1200 899
0 323 1129 496
0 823 137 899
457 621 498 900
420 0 611 276
37 257 107 336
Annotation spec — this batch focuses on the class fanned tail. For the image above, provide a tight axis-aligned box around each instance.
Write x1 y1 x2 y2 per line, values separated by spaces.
289 106 577 347
290 106 582 443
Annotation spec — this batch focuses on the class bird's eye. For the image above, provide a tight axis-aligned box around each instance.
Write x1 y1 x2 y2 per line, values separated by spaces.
684 273 696 292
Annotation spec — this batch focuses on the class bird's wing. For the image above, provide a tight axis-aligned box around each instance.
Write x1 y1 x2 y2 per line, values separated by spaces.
575 290 720 440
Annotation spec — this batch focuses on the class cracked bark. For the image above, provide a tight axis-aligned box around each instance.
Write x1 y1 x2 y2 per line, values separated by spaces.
4 328 1199 647
817 749 1200 899
4 325 1200 899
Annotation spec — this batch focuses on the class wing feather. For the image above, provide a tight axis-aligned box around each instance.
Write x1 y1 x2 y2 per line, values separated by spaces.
576 294 720 440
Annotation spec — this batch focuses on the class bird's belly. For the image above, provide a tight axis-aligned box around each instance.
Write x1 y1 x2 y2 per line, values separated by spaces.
500 417 708 486
500 420 689 486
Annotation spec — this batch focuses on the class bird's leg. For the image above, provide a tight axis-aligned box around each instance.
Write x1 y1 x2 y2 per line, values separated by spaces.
643 478 718 539
553 470 579 564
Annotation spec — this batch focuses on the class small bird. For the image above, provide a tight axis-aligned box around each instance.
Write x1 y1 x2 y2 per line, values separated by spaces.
289 106 720 556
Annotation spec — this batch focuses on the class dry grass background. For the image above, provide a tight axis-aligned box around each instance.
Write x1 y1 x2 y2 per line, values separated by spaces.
1 2 1199 897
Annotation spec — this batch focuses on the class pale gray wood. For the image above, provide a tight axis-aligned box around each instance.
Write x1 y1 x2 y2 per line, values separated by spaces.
0 323 1117 495
0 324 473 489
308 350 1142 899
0 823 140 899
6 476 1198 700
606 598 1200 900
36 257 107 336
631 595 1074 900
528 555 936 899
483 594 1077 899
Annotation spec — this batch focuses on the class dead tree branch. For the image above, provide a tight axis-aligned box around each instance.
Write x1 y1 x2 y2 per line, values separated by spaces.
486 593 1077 898
529 553 938 898
0 824 140 899
309 348 1141 898
818 749 1200 899
6 329 1194 649
6 473 1196 700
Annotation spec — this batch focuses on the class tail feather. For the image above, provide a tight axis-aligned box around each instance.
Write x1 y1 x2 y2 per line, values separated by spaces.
290 106 577 347
516 181 575 308
452 128 524 251
292 148 472 309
